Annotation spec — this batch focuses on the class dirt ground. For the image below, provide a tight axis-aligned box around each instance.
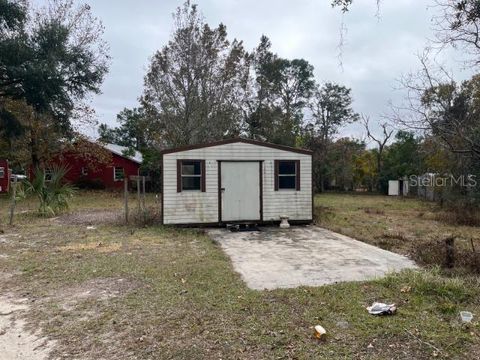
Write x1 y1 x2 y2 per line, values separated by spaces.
54 209 122 225
0 297 54 360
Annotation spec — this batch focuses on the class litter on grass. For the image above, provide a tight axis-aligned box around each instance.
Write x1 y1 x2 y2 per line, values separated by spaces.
460 311 473 323
367 302 397 315
314 325 326 339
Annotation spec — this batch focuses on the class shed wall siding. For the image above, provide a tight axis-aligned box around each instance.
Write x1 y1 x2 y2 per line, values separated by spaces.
163 143 312 224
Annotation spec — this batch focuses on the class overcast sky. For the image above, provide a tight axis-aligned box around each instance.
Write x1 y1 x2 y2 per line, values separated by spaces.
75 0 472 141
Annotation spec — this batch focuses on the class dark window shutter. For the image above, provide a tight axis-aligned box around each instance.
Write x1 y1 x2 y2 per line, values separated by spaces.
295 160 301 191
177 160 181 192
201 160 206 192
274 160 279 191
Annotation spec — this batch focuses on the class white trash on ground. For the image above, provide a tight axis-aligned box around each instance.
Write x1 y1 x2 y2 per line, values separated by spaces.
367 302 397 315
460 311 473 323
314 325 326 339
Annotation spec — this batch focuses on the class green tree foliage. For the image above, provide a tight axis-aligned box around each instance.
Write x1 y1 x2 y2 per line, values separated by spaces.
304 83 359 191
245 36 316 146
242 35 274 140
380 131 423 192
99 107 163 190
260 58 315 145
416 74 480 203
353 148 377 191
98 107 155 150
326 138 366 191
382 131 422 177
421 75 480 159
0 0 109 166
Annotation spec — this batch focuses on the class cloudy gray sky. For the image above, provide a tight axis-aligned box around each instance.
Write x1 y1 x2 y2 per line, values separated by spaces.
78 0 472 141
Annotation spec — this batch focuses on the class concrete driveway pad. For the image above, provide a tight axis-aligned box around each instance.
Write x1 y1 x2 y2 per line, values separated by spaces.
208 226 417 290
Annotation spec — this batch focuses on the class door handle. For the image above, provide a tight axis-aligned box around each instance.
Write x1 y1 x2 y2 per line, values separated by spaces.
220 188 225 191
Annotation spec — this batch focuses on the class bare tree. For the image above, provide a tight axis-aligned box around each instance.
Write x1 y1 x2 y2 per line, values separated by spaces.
392 52 480 159
432 0 480 68
362 115 394 190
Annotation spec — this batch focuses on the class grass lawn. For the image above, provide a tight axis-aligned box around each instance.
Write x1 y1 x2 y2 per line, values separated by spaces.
315 193 480 270
0 191 479 359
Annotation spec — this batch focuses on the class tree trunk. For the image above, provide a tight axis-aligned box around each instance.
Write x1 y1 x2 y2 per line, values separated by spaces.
30 115 40 169
445 237 455 269
375 148 383 192
30 136 39 169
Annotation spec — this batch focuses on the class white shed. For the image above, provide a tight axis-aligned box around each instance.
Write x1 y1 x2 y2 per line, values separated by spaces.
388 178 409 196
160 138 313 225
388 180 400 196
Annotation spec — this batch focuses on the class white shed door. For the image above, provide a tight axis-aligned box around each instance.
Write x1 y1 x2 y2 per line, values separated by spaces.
221 162 260 222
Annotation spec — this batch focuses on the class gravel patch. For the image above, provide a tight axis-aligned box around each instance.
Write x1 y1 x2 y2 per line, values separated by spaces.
55 209 122 225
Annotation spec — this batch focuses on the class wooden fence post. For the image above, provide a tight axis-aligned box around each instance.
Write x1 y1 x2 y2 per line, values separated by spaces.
445 236 455 268
9 177 17 226
142 176 146 210
124 178 129 224
137 176 141 212
471 238 479 271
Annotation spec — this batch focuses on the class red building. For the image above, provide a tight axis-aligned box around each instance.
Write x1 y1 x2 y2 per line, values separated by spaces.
46 143 143 190
0 159 10 193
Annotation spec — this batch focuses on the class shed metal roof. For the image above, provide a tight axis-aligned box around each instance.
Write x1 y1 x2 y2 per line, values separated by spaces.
160 138 312 155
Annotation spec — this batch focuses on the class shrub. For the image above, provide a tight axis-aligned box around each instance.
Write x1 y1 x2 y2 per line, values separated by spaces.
413 237 480 273
25 165 75 216
131 205 161 226
434 205 480 227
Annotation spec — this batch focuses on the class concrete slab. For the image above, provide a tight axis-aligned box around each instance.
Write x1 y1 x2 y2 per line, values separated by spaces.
208 226 417 290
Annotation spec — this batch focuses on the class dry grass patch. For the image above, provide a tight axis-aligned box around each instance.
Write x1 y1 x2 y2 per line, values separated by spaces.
315 193 480 271
362 207 385 215
57 242 122 253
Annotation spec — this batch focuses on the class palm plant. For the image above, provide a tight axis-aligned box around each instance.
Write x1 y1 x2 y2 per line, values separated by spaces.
25 165 75 216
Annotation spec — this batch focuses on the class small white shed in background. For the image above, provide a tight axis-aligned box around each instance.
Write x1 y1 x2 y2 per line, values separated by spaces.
388 178 409 196
160 138 313 225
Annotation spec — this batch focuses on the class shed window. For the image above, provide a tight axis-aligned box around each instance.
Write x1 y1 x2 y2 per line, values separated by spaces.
0 167 4 179
177 160 205 192
275 160 300 191
114 167 124 181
